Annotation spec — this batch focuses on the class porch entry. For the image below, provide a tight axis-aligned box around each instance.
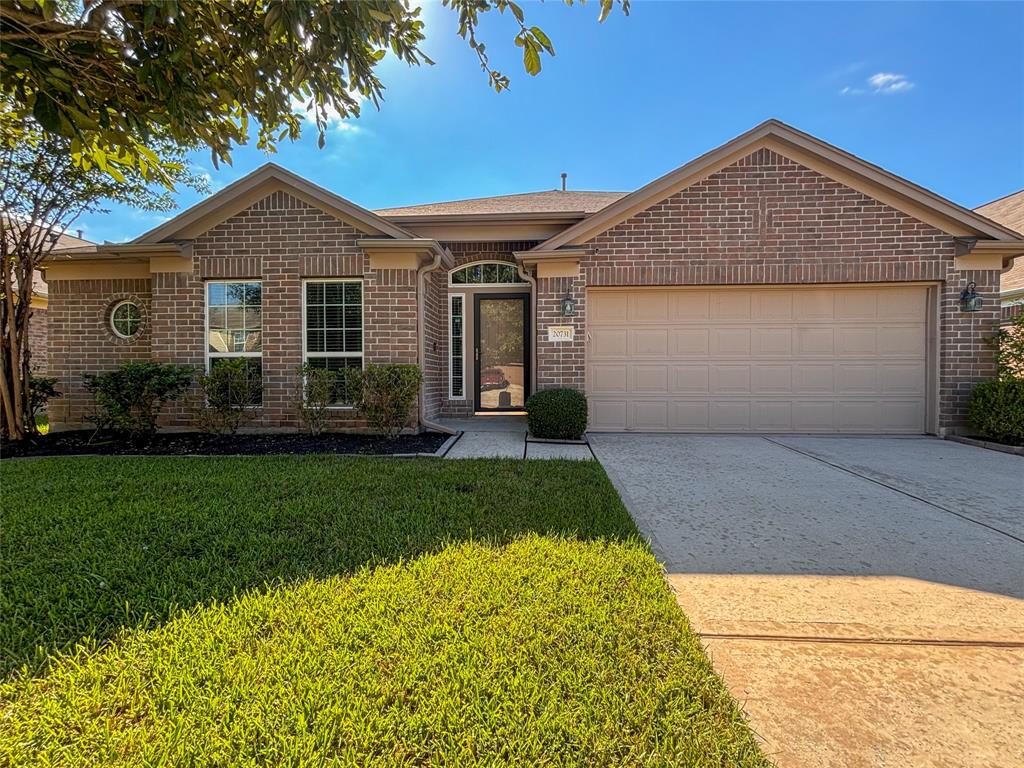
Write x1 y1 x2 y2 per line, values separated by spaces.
474 294 530 412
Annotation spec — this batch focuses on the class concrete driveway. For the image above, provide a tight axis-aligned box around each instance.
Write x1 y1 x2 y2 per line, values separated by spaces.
590 434 1024 768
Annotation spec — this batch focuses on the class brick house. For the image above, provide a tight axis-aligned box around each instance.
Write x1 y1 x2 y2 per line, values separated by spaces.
974 189 1024 326
43 120 1024 435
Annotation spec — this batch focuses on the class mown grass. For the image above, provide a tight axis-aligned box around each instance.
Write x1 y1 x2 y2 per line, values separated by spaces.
0 457 769 767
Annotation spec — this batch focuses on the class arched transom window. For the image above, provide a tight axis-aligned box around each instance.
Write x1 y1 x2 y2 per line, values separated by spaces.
449 261 526 286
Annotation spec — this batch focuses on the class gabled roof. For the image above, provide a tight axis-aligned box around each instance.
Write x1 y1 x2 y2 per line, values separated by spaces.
975 189 1024 237
532 119 1023 253
374 190 626 218
135 163 415 244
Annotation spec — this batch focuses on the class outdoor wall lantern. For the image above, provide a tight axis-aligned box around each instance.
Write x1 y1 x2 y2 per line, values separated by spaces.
561 289 577 317
959 282 983 312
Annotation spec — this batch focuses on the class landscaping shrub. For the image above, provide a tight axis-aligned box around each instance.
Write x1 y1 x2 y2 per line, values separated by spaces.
295 363 338 436
193 358 261 434
348 363 422 437
989 303 1024 380
526 388 588 440
28 375 60 428
968 378 1024 445
84 362 193 436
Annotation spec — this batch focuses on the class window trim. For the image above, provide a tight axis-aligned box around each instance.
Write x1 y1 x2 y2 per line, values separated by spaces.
110 299 142 339
449 292 466 400
448 260 527 288
301 277 365 410
204 280 263 371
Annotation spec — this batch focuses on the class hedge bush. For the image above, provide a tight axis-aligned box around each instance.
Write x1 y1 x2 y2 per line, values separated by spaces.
84 362 193 436
348 363 422 437
968 378 1024 445
526 388 588 440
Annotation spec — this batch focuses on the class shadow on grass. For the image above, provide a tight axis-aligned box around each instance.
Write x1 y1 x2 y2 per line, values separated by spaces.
1 455 639 678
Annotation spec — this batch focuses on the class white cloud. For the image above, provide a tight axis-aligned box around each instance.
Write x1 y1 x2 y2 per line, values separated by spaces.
867 72 914 93
840 71 914 96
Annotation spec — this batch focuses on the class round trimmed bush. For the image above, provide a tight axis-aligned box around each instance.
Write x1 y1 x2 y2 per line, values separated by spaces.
968 378 1024 445
526 388 588 440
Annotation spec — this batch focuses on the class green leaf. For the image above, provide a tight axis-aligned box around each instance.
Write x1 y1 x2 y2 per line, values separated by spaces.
523 44 541 76
31 94 62 133
531 27 554 54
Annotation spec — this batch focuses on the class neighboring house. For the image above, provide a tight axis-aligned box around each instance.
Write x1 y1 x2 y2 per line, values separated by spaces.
974 189 1024 325
1 219 93 373
43 120 1024 434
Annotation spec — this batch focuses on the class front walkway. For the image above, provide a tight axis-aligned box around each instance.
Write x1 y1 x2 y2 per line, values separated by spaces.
439 417 593 460
590 434 1024 768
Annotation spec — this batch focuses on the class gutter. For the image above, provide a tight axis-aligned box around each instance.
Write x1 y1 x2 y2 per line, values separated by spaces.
515 261 539 399
417 245 458 436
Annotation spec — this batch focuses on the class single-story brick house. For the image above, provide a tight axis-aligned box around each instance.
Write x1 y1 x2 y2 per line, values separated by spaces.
974 188 1024 325
44 120 1024 435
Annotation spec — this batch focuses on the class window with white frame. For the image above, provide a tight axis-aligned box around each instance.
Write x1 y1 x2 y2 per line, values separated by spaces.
449 294 465 399
206 281 262 404
303 279 363 405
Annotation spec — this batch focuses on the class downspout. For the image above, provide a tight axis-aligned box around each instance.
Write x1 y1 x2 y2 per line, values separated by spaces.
417 246 457 435
516 261 538 398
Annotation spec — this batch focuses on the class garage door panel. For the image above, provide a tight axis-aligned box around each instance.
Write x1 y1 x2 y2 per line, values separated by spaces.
880 364 926 394
590 364 627 394
752 291 795 321
590 328 628 358
631 329 668 357
672 365 710 393
632 400 669 430
752 401 793 430
629 291 669 322
796 327 836 356
632 365 669 393
670 291 710 321
671 328 710 356
589 291 628 323
752 327 793 356
794 364 835 393
589 399 628 430
711 365 752 393
711 327 752 356
710 401 752 430
712 291 752 320
836 327 877 356
586 286 928 433
880 326 927 356
836 364 878 393
672 401 710 430
752 365 794 393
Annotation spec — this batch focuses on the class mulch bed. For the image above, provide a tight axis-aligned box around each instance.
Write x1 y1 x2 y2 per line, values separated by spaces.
1 430 449 459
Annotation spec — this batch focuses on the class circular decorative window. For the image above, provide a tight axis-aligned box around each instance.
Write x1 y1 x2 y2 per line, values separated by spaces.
110 300 143 339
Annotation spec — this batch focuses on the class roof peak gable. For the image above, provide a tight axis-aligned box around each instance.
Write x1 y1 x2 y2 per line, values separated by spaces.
531 119 1020 252
134 163 414 244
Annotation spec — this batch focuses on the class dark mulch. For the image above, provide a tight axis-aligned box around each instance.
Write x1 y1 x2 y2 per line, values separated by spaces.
1 430 449 459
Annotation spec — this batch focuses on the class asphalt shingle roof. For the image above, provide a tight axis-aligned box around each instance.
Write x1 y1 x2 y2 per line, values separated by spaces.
975 189 1024 237
374 189 627 217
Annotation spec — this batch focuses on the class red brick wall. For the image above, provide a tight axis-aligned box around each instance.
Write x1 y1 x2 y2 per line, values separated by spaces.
47 278 153 426
50 192 427 431
534 148 1000 430
27 306 47 374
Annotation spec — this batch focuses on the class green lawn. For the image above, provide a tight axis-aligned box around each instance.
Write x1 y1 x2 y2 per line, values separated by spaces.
0 457 768 767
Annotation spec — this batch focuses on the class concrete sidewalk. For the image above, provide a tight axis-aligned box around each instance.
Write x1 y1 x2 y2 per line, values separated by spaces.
591 434 1024 768
440 417 593 460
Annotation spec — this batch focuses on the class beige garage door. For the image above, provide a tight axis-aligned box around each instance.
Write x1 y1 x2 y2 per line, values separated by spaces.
587 286 930 433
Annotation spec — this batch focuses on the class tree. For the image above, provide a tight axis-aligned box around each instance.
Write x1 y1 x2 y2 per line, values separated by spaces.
0 0 628 181
0 104 205 440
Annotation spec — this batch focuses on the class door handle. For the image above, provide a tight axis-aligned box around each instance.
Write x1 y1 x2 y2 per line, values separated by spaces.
475 347 480 361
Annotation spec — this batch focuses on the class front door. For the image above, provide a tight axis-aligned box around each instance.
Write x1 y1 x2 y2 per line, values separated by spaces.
474 294 530 411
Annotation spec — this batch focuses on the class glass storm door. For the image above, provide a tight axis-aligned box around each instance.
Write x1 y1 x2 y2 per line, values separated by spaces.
474 294 529 411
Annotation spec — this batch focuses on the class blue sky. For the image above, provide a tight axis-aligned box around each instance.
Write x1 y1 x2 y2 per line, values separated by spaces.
79 1 1024 243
